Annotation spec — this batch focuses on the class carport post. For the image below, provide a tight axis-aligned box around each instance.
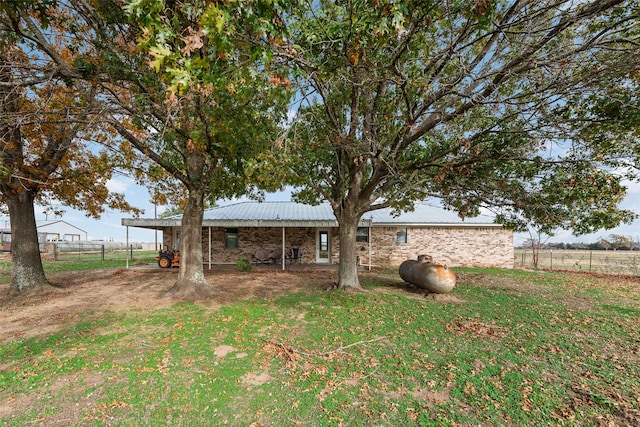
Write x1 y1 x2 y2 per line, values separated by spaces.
125 225 129 269
208 227 212 269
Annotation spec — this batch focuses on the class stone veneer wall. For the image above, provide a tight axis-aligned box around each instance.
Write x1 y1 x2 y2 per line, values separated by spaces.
160 225 513 268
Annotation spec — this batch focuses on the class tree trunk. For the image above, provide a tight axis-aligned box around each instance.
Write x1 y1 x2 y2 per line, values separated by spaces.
336 210 362 290
165 187 214 299
7 191 50 293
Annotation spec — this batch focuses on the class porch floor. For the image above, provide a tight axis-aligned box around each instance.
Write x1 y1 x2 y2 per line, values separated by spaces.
130 262 370 272
208 262 341 271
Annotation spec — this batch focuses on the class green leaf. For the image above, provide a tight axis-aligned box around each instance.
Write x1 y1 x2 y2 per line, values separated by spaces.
148 43 172 72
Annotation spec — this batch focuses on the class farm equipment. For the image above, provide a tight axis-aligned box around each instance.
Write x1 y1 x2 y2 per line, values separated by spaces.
157 249 180 268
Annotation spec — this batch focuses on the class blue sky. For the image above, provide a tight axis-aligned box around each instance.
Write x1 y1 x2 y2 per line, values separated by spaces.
3 173 638 245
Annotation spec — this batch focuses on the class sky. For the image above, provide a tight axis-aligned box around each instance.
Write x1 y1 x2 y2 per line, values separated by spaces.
2 174 638 246
0 177 296 243
537 176 640 247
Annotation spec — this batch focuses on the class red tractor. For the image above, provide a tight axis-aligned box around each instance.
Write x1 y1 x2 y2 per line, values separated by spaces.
156 249 180 268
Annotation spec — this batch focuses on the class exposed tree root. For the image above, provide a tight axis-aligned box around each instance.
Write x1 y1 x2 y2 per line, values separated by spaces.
164 280 217 300
323 281 364 292
8 279 59 296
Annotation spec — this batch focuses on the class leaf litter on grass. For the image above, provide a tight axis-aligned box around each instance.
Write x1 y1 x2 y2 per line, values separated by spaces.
2 267 640 426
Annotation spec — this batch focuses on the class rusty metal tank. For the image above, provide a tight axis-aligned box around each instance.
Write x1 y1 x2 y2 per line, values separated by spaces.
399 255 456 294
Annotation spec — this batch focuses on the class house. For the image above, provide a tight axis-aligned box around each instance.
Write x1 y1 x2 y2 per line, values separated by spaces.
122 201 514 269
0 219 88 252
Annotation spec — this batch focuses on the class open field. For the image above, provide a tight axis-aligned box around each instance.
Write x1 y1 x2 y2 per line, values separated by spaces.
515 249 640 276
1 267 639 426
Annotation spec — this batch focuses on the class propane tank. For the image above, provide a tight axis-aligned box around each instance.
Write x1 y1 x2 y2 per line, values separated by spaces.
399 255 456 294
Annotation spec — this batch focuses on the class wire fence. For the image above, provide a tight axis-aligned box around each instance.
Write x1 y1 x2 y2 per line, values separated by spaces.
0 243 159 283
40 242 156 263
4 246 640 280
514 249 640 276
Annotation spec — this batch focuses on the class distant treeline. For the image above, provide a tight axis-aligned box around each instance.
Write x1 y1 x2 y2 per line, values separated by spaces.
519 237 640 251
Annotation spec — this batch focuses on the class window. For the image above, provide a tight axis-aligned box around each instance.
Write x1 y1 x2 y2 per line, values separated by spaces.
396 228 407 244
224 228 238 248
356 227 369 243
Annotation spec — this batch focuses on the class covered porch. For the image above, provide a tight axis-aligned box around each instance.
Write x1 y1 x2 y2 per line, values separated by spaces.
122 211 374 271
129 260 369 273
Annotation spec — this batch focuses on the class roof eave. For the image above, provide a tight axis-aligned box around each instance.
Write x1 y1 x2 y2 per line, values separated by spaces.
122 218 500 229
372 222 500 227
203 220 340 228
121 218 181 229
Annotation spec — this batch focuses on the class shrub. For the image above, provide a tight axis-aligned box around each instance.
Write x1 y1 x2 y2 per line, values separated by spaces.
236 257 251 272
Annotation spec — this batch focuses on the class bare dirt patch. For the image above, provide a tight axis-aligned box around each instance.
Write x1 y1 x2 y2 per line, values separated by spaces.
0 267 337 345
0 267 468 345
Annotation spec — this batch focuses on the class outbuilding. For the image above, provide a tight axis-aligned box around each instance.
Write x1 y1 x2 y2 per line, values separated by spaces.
122 201 513 269
0 219 88 252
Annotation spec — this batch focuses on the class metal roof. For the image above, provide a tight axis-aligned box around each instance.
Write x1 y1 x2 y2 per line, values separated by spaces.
122 201 499 228
367 203 496 225
0 220 88 234
205 201 335 221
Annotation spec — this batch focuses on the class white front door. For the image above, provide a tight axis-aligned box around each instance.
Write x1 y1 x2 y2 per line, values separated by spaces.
316 229 330 263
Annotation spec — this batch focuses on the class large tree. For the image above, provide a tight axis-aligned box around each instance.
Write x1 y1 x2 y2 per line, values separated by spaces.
272 0 639 289
0 1 139 293
97 0 290 298
550 58 640 176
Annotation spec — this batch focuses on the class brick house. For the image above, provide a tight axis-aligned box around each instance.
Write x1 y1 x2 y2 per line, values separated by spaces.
122 201 513 269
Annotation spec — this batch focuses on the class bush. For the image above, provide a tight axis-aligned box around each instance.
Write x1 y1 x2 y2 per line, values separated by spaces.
236 257 251 272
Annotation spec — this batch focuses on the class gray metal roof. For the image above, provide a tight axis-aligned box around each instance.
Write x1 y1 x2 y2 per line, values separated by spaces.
206 201 332 220
122 201 499 228
205 201 335 221
367 203 496 225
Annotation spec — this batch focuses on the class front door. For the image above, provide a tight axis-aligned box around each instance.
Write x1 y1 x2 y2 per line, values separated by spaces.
316 229 330 263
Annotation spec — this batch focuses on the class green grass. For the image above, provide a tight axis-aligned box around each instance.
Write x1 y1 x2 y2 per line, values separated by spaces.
1 268 639 426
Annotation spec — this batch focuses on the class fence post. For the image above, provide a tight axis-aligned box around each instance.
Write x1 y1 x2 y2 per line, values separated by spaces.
54 243 58 261
101 244 105 261
550 250 553 270
589 251 593 272
130 244 133 260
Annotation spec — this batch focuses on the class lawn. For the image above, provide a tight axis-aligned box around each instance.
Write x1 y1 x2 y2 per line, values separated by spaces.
1 267 639 426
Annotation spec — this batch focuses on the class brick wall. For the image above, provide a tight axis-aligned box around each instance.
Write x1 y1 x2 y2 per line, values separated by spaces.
160 225 513 268
162 226 339 265
360 226 514 268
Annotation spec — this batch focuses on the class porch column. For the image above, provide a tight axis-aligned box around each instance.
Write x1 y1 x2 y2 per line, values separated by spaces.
368 223 372 271
281 226 286 270
208 227 212 269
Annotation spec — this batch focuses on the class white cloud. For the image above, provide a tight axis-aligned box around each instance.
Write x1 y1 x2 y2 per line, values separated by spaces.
106 177 130 194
